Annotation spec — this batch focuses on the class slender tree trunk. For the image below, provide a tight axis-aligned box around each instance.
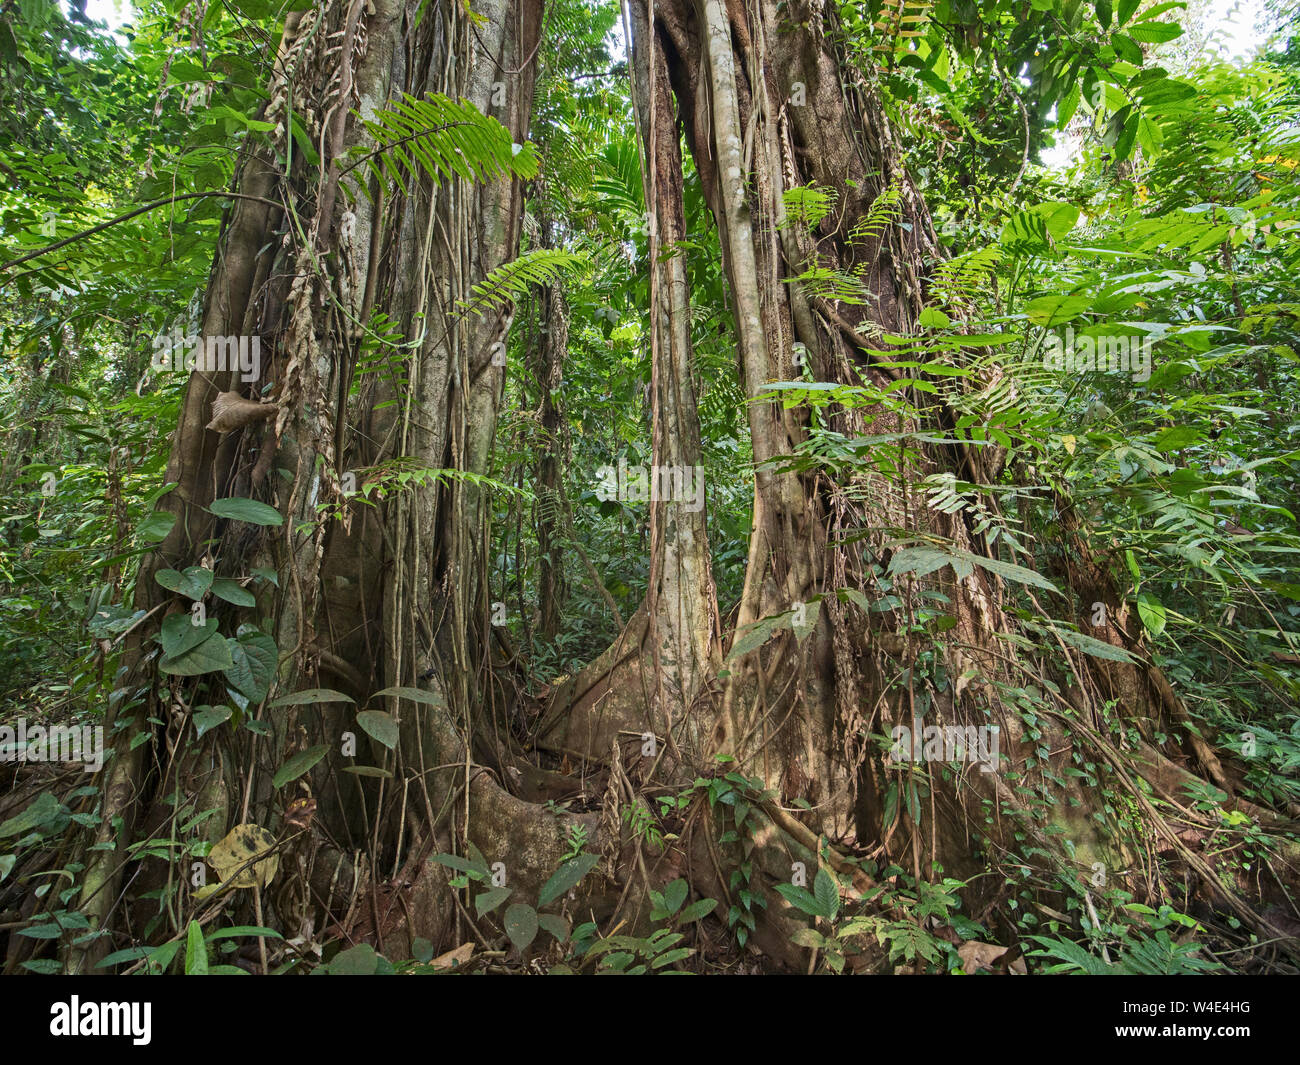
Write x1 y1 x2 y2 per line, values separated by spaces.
537 0 721 776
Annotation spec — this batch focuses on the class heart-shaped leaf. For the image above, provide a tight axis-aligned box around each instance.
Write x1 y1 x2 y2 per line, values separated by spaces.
160 631 234 676
159 614 218 658
193 705 232 739
225 632 278 702
156 566 214 601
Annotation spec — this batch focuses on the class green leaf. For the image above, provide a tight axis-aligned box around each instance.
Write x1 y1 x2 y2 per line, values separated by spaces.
328 943 379 975
430 853 489 879
369 686 444 706
269 688 354 707
208 497 284 526
1127 20 1182 42
156 566 214 600
504 903 539 951
662 878 688 916
193 705 232 739
0 793 62 838
225 632 278 702
1025 293 1092 327
650 947 694 969
19 922 65 939
185 920 209 975
1136 592 1167 638
475 885 512 916
272 745 329 788
211 578 256 607
726 610 794 662
1153 425 1201 451
538 852 601 907
814 868 840 921
159 614 218 658
160 631 234 676
968 553 1061 595
888 546 1060 594
203 926 284 942
1051 626 1136 663
677 898 718 924
790 926 831 949
537 913 570 942
356 710 398 750
1136 114 1164 156
774 882 831 918
136 511 176 543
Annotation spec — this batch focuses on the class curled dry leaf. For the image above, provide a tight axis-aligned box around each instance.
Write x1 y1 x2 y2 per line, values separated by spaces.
284 797 317 831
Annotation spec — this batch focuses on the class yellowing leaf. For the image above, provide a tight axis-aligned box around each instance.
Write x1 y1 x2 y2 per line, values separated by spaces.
208 824 278 889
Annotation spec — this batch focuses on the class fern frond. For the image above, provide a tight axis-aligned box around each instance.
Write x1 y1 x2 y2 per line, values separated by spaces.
849 179 904 246
782 184 838 230
354 93 538 195
461 248 590 316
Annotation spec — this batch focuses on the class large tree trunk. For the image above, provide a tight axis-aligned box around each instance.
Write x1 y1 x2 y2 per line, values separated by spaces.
630 0 1297 955
69 0 574 972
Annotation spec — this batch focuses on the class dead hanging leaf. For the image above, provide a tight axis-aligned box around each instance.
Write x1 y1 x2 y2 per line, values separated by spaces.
208 824 279 888
206 392 277 434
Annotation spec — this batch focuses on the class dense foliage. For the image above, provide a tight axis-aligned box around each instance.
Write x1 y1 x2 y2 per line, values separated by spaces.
2 0 1298 974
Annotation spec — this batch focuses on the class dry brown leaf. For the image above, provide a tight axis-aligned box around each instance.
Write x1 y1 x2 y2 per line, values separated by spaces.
427 942 474 971
958 939 1025 974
